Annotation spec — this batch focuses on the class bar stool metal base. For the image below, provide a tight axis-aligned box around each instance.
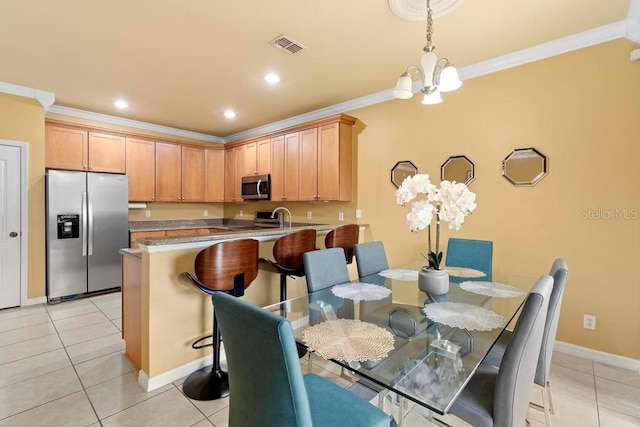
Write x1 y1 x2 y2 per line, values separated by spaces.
183 366 229 401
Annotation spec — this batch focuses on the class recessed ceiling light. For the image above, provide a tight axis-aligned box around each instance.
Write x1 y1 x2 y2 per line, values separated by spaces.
264 73 280 84
114 99 129 109
224 110 236 119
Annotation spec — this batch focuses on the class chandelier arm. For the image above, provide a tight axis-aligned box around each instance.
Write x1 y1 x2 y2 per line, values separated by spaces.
404 65 426 86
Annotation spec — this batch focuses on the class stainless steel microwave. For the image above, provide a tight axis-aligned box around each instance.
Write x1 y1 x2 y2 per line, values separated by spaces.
241 174 271 200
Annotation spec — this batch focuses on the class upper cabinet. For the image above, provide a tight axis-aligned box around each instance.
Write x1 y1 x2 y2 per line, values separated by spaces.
205 148 225 203
317 121 352 201
181 146 205 202
46 124 125 173
298 128 319 201
126 137 155 202
225 145 244 202
271 135 298 201
155 142 182 202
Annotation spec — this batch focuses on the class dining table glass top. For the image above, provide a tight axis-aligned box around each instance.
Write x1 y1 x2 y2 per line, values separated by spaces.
263 261 526 415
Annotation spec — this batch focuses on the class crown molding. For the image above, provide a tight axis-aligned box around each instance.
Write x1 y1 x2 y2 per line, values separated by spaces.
226 21 627 142
460 21 626 80
47 105 224 143
627 0 640 43
1 14 632 143
0 81 55 110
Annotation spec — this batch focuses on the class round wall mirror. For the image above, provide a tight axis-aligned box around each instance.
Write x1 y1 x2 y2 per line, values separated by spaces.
391 161 418 188
502 147 548 186
441 155 475 185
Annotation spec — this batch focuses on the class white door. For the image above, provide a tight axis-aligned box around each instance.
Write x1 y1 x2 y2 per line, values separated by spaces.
0 144 21 309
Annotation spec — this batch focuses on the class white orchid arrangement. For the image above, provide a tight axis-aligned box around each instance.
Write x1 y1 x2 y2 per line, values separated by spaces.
396 174 477 270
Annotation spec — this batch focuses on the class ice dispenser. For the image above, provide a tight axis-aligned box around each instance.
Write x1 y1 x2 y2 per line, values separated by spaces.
57 214 79 239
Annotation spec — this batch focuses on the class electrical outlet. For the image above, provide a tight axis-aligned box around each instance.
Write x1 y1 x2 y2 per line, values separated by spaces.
239 210 243 217
145 210 151 218
583 314 596 330
355 209 362 219
307 211 312 220
203 209 208 217
338 212 344 221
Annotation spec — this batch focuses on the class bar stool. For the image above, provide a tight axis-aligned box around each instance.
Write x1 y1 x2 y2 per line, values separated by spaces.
258 228 317 302
324 224 359 264
177 238 259 401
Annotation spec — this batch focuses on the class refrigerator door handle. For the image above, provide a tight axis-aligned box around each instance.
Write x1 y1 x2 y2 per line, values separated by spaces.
88 191 94 256
82 191 88 257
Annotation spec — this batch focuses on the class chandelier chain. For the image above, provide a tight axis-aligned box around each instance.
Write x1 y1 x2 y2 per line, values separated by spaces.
425 0 433 47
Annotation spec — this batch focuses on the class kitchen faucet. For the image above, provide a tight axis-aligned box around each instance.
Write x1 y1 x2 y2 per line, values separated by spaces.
271 207 292 229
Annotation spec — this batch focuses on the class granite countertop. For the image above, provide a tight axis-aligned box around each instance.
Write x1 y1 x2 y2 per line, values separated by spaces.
120 248 142 258
134 222 366 246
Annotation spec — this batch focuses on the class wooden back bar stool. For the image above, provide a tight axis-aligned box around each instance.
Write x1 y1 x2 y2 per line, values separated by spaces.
258 228 317 302
324 224 359 264
177 238 259 401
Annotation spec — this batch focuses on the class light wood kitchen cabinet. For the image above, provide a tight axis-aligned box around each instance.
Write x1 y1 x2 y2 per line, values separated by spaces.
244 142 257 176
271 134 300 201
257 138 271 174
298 122 353 202
45 125 88 171
205 148 225 202
181 146 205 202
298 128 320 201
88 132 126 173
225 146 244 202
155 142 182 202
46 125 126 173
126 138 155 202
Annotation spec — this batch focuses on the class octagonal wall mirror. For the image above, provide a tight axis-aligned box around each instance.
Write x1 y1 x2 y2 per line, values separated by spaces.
502 147 548 186
391 160 418 188
441 155 476 185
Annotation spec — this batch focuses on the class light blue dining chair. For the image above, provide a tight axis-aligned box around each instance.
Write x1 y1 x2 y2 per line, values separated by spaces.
354 241 389 278
448 275 553 427
211 292 392 427
303 247 351 292
445 238 493 282
483 258 569 426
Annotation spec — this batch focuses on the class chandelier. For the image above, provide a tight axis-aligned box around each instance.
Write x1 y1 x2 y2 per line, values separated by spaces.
392 0 462 104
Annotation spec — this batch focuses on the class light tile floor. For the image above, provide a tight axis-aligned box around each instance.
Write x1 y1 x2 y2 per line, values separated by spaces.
0 292 638 426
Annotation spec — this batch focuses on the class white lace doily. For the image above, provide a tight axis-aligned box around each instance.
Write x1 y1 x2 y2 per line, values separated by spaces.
378 269 419 281
444 266 486 278
331 283 391 301
302 319 395 362
422 302 505 331
459 281 525 298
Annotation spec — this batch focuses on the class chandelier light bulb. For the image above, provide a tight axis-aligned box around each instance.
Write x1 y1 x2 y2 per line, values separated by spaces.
438 64 462 93
422 90 442 105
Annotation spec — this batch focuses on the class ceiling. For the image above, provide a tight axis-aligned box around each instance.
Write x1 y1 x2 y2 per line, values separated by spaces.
0 0 633 138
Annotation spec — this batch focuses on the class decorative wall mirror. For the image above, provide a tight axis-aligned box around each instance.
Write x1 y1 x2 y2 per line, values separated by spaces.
391 161 418 188
502 147 548 186
441 155 476 185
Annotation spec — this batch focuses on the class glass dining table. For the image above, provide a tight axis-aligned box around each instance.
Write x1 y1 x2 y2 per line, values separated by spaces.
263 261 526 416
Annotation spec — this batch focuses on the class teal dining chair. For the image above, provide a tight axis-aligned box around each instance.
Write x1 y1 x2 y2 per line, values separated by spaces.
211 292 392 427
354 241 389 278
445 238 493 282
483 258 569 426
448 275 553 427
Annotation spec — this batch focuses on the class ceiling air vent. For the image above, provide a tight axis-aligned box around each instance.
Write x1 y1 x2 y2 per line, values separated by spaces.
269 34 305 55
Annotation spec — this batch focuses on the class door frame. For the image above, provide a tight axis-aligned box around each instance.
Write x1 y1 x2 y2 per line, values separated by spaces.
0 140 29 306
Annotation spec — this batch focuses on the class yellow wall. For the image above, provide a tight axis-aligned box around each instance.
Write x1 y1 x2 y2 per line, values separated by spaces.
347 38 640 359
0 93 46 299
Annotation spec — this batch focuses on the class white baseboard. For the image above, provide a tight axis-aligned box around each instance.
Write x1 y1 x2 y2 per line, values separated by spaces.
138 353 227 392
554 340 640 373
22 296 47 306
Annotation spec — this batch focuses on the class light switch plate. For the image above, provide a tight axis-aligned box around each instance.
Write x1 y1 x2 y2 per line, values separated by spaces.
355 209 362 219
338 212 344 221
307 211 312 219
145 210 151 218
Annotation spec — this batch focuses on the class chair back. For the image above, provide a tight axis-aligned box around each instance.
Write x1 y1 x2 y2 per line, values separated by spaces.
324 224 360 263
273 229 317 271
494 275 553 427
303 248 351 293
179 239 259 296
445 238 493 281
535 258 569 386
212 292 312 426
354 241 389 278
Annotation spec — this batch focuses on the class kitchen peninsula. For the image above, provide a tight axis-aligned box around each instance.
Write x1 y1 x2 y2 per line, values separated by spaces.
121 223 365 392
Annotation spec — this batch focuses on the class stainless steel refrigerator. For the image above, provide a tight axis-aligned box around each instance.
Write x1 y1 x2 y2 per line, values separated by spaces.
46 170 129 301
